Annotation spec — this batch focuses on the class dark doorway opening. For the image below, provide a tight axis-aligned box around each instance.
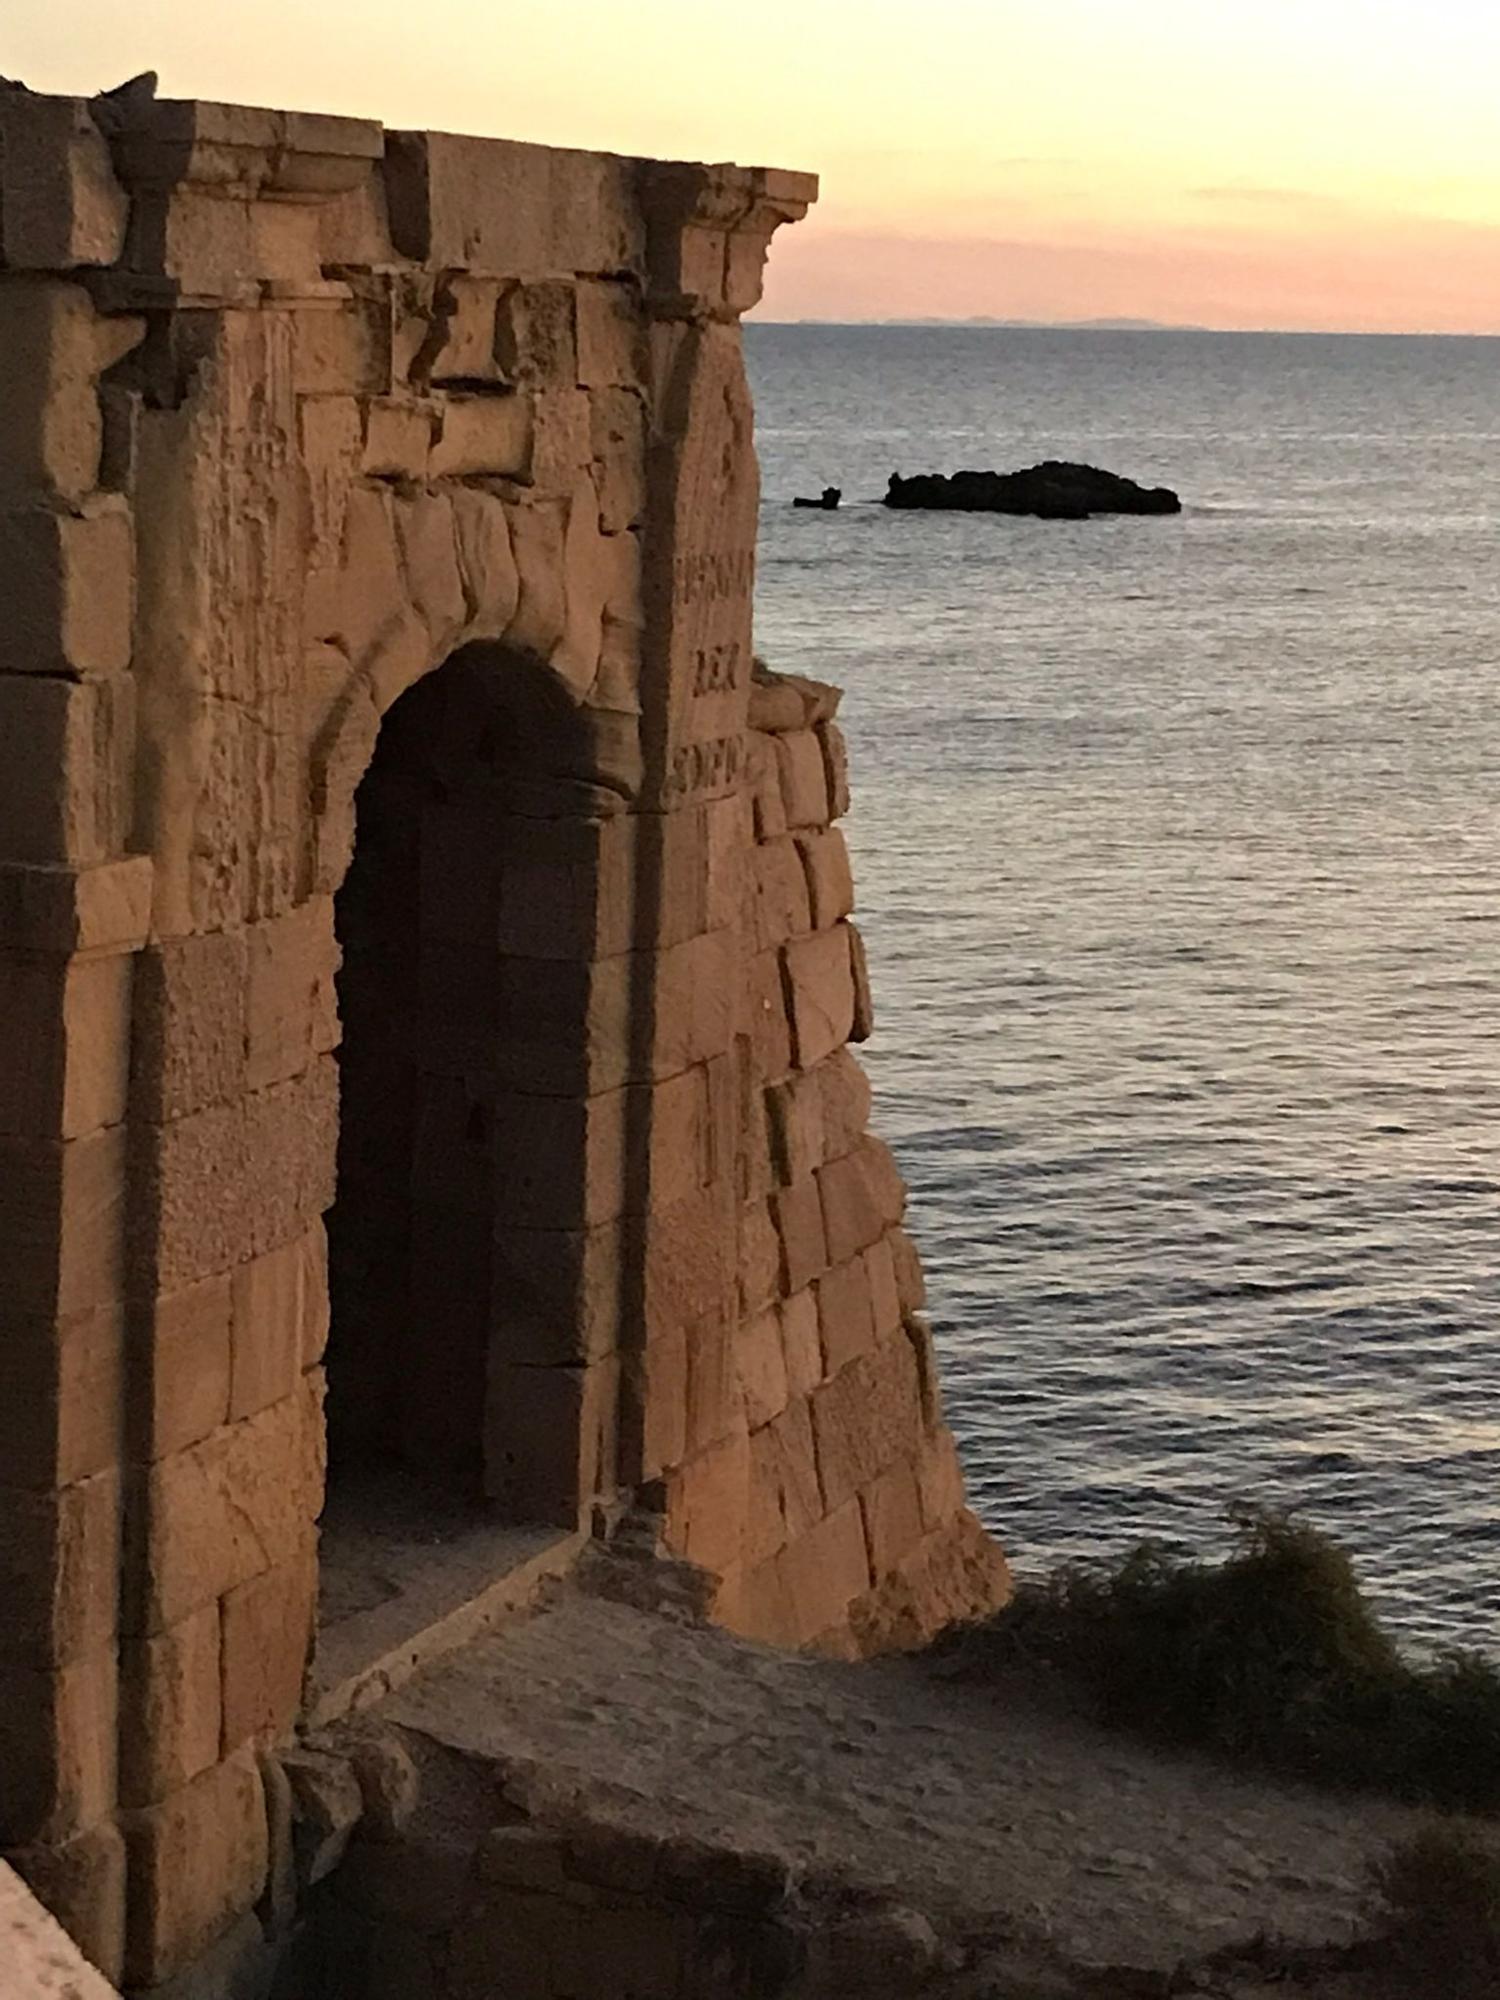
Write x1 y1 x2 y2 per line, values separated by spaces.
312 649 582 1715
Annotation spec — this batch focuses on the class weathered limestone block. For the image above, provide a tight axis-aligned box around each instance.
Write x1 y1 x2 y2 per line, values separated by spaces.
393 490 467 654
119 1604 222 1807
0 855 152 957
385 132 646 276
747 734 787 840
621 1326 689 1483
492 279 578 389
0 94 127 268
769 1178 827 1295
219 1543 317 1749
813 1046 874 1162
121 1745 269 1988
0 1304 123 1492
811 1335 925 1515
0 1854 120 2000
916 1426 966 1533
131 929 248 1123
796 828 855 929
229 1233 318 1420
450 487 520 638
815 1255 878 1377
640 162 814 321
818 1136 906 1267
133 311 303 935
666 1424 751 1573
820 719 852 818
0 674 135 867
0 502 133 677
778 1290 823 1399
745 948 793 1083
736 1304 792 1432
0 1650 116 1845
890 1225 928 1316
362 396 434 478
737 1196 782 1319
133 1374 324 1632
744 1397 820 1568
776 1496 871 1647
0 1123 127 1320
299 394 363 603
865 1233 903 1342
244 896 340 1093
575 278 645 387
753 836 812 950
859 1456 925 1577
774 729 830 829
782 925 857 1071
0 281 142 506
492 926 733 1096
761 1072 819 1190
427 276 505 382
485 1356 618 1528
491 1063 715 1230
428 390 532 479
851 1508 1013 1656
501 496 568 664
590 385 646 532
289 295 390 395
849 920 876 1041
0 951 131 1142
0 1470 120 1669
553 477 614 694
685 1305 740 1457
746 678 805 737
135 1272 233 1463
135 1057 337 1291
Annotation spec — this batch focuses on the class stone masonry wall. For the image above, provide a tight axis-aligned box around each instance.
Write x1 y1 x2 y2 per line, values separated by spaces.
0 85 1007 1993
664 664 1010 1654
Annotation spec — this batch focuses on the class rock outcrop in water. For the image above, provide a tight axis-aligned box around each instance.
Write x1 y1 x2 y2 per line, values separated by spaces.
884 460 1181 519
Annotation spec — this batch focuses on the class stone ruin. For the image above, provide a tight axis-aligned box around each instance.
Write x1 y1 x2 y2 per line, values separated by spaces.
0 86 1010 1994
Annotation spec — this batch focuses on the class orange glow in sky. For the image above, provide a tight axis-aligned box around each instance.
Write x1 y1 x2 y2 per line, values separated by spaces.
10 0 1500 331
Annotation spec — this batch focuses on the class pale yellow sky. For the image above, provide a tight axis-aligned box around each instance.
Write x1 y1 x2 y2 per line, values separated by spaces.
9 0 1499 329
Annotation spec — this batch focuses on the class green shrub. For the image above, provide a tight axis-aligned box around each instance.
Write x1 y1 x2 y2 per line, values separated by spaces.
974 1505 1500 1812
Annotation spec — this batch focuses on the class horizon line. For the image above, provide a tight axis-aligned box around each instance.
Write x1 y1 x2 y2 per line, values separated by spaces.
749 317 1500 339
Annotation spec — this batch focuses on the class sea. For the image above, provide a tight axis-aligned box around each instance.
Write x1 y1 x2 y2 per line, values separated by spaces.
744 324 1500 1656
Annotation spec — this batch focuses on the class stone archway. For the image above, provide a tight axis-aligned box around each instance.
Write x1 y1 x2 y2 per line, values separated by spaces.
324 640 629 1518
0 91 1005 1996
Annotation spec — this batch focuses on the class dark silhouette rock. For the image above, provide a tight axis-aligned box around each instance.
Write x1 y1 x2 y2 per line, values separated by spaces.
793 486 842 511
89 71 159 134
883 460 1180 518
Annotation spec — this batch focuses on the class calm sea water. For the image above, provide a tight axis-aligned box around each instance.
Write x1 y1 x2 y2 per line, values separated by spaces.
745 325 1500 1654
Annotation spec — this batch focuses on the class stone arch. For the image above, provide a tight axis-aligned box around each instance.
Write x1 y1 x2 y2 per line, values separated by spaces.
322 636 631 1525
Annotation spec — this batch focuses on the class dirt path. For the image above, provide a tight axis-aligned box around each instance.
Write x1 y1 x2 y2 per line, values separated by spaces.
382 1578 1425 1981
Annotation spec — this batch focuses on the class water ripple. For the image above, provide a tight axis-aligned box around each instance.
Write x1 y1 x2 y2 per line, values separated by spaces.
750 324 1500 1657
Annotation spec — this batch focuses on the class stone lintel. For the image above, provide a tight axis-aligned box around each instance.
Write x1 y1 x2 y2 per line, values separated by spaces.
637 160 817 319
108 99 384 202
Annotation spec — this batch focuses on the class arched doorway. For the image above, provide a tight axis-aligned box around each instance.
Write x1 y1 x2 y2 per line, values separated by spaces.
313 641 630 1695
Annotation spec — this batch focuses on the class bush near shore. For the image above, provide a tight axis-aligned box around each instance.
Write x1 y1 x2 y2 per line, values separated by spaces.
969 1505 1500 1814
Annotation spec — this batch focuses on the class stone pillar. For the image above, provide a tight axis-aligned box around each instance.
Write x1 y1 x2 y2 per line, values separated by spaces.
0 97 148 1987
626 165 814 1563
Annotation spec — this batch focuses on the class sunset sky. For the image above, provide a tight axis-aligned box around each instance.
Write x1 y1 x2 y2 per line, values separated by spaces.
9 0 1499 332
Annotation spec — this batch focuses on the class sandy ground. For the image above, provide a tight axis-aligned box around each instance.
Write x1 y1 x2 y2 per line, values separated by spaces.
381 1575 1429 1986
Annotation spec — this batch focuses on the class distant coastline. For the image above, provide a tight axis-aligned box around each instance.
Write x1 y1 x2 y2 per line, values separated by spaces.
750 317 1500 338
